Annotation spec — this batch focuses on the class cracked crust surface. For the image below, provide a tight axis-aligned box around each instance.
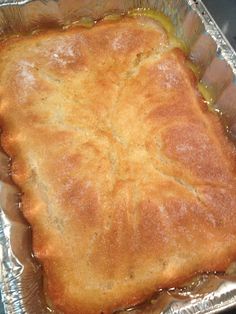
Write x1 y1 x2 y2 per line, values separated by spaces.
0 17 236 314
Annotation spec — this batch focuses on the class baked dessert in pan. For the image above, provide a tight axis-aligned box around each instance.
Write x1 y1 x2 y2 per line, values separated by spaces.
0 14 236 314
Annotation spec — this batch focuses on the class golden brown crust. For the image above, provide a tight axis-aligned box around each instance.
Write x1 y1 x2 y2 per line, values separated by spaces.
0 17 236 314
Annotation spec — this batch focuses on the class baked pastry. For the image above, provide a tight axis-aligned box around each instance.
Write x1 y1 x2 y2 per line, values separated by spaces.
0 15 236 314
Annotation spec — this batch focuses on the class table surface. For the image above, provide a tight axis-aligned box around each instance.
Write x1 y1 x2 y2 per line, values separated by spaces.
0 1 236 313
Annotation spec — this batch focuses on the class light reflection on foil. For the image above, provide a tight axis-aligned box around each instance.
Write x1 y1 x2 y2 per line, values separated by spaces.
0 207 25 313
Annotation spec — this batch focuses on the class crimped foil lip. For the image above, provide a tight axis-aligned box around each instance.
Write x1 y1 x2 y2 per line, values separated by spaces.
0 205 25 314
187 0 236 75
164 282 236 314
0 0 37 7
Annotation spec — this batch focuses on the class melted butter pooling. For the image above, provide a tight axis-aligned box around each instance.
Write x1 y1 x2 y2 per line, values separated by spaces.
127 9 216 111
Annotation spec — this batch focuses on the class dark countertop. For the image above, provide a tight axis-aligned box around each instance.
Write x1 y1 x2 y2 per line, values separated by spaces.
203 0 236 50
0 1 236 314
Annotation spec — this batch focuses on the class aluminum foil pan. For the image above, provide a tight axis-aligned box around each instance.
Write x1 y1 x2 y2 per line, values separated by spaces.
0 0 236 313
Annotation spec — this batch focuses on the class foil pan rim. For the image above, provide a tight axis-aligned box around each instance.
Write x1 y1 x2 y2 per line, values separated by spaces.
0 0 39 7
187 0 236 76
0 204 25 314
164 281 236 314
